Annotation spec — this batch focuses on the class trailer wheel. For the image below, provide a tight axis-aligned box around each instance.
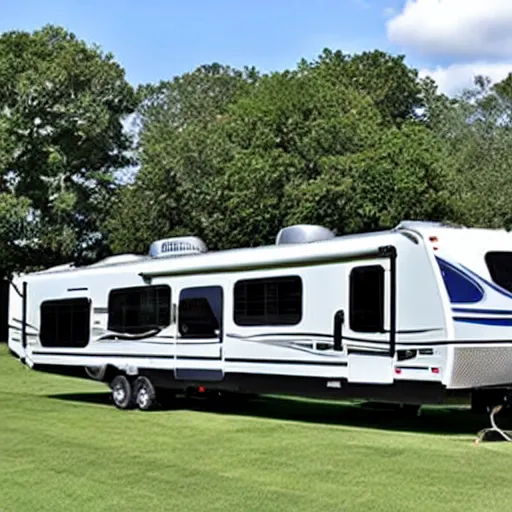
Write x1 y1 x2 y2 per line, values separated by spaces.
134 376 157 411
111 375 134 409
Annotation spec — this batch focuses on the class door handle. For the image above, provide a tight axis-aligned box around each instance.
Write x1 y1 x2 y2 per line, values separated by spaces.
334 310 344 351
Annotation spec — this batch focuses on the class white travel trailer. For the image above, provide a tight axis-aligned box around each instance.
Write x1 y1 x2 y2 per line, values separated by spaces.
7 221 512 412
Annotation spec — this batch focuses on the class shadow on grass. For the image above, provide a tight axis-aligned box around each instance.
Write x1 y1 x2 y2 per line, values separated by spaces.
48 391 113 406
46 390 504 436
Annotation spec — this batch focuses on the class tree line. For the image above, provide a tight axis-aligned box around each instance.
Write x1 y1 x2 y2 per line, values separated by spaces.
1 25 512 275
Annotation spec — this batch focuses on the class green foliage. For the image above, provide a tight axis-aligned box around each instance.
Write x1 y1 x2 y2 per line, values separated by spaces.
3 27 512 266
108 64 255 252
426 75 512 229
0 194 32 274
306 49 424 126
0 25 136 272
109 51 454 253
285 123 455 233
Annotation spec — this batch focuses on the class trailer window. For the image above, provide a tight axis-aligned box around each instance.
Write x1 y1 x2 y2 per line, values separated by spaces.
486 252 512 293
40 298 90 348
234 276 302 326
108 285 171 335
179 286 223 338
436 258 484 303
350 266 384 333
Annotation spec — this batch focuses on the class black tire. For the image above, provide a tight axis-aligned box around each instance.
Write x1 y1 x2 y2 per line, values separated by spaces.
134 376 157 411
111 375 134 410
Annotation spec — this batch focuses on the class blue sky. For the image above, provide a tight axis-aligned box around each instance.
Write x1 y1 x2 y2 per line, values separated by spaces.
1 0 414 85
2 0 512 94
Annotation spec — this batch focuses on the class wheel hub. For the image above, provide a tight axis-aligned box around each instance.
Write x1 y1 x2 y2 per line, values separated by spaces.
113 385 126 403
138 387 149 408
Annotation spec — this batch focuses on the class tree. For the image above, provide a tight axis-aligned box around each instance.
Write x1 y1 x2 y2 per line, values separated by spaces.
284 122 455 233
108 52 455 253
305 49 424 126
107 64 257 253
0 194 32 276
217 68 453 241
426 74 512 229
211 68 385 247
0 25 136 272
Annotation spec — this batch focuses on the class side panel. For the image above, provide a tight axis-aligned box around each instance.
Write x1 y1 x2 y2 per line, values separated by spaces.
18 234 453 403
24 270 168 369
7 277 25 358
393 238 450 387
221 264 348 379
429 244 512 389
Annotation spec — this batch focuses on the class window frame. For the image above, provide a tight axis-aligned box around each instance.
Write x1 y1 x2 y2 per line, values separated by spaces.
107 284 171 335
349 265 385 333
485 251 512 294
40 297 91 348
233 275 303 327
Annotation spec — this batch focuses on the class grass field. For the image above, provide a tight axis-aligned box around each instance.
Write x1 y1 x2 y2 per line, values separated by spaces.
2 345 512 511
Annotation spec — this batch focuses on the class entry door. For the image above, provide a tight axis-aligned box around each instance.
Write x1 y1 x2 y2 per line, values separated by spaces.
174 285 224 381
343 259 395 384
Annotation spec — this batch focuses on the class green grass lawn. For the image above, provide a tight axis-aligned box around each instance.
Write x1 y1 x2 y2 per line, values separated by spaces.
1 344 512 512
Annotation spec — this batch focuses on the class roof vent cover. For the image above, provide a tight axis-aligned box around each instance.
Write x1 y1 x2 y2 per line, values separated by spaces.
276 224 335 245
149 236 207 258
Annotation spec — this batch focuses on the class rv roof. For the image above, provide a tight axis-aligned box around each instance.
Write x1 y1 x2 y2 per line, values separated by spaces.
26 220 512 281
25 227 401 280
395 220 466 231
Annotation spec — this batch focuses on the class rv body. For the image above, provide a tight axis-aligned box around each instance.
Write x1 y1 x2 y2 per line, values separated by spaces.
8 221 512 410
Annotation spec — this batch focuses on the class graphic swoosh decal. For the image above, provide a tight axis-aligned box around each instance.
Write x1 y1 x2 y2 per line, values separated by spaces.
453 307 512 316
454 317 512 326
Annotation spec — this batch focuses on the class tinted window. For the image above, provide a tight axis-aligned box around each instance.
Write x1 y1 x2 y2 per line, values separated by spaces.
234 276 302 326
179 286 223 338
108 285 171 334
40 298 90 348
350 266 384 333
437 258 484 303
486 252 512 293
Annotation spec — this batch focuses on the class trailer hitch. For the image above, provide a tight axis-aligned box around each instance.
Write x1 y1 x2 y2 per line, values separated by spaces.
475 400 512 444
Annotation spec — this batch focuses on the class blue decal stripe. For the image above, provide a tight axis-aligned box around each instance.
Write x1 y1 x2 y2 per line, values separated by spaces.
435 256 484 303
454 316 512 326
452 307 512 315
459 263 512 300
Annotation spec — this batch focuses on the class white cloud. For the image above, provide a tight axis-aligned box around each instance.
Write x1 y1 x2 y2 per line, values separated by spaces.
387 0 512 59
419 62 512 96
